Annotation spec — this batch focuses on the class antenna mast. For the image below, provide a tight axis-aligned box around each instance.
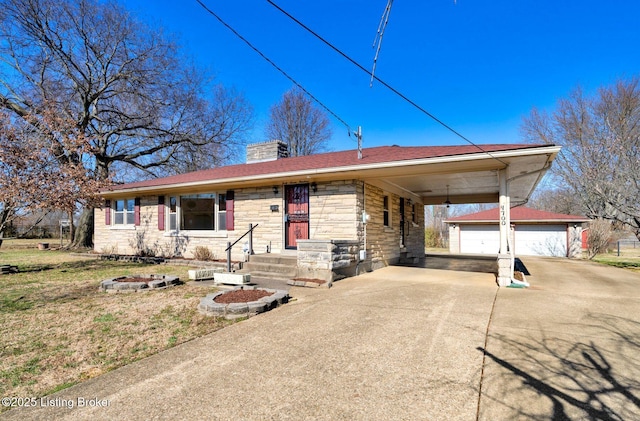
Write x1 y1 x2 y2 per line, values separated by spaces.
356 126 363 159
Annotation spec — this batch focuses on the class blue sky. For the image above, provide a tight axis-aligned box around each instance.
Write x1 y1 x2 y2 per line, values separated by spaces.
122 0 640 153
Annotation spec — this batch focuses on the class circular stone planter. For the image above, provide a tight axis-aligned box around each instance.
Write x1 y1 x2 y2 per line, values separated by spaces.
198 286 289 319
100 274 181 292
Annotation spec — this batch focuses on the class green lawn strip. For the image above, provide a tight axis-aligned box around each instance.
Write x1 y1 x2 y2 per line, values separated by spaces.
593 255 640 270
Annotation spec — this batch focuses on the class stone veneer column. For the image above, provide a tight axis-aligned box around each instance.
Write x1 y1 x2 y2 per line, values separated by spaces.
297 239 360 285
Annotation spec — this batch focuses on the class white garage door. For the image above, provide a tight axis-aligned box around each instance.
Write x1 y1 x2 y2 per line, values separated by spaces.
460 225 500 254
515 225 567 257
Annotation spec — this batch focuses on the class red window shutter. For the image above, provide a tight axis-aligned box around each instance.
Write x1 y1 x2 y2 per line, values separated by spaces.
134 198 141 226
226 190 234 231
158 196 165 231
105 200 111 225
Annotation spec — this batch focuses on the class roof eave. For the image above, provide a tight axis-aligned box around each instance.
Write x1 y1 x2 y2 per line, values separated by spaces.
101 145 561 197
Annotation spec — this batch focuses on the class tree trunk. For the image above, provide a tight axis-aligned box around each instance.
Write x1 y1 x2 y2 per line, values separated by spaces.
0 208 10 249
70 208 94 249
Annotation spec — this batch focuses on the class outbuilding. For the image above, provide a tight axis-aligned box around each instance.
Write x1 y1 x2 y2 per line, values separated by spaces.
446 207 589 258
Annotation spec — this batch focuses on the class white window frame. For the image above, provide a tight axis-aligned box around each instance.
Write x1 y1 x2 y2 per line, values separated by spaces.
165 193 228 237
112 198 135 227
168 196 178 231
383 195 391 227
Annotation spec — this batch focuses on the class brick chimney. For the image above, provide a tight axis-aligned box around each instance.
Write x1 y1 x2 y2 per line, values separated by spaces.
246 140 289 163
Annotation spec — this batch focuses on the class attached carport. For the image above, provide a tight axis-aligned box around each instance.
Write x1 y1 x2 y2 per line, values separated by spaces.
349 143 562 285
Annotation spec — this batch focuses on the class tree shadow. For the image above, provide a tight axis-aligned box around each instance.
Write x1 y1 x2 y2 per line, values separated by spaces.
477 313 640 420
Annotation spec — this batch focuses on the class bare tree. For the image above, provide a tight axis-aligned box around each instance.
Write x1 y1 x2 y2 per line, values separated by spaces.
265 87 332 156
521 77 640 239
528 187 585 215
0 109 103 247
0 0 253 247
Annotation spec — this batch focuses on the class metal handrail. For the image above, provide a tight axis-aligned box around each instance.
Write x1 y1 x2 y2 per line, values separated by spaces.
225 223 258 272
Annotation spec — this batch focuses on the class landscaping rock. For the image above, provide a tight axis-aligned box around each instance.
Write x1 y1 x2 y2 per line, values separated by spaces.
99 274 180 292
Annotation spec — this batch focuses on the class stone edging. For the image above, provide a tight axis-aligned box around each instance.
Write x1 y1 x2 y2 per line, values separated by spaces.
198 286 289 319
100 274 181 292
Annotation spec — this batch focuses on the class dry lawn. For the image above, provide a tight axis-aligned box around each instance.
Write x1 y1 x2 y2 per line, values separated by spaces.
0 245 230 408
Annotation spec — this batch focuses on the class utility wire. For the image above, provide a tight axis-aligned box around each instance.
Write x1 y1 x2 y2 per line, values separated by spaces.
195 0 354 137
266 0 509 166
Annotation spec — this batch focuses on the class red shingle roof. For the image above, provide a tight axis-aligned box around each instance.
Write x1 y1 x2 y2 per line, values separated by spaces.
446 207 589 223
107 144 547 191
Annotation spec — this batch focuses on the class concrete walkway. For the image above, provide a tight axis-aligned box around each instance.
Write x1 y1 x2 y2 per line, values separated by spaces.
4 258 640 420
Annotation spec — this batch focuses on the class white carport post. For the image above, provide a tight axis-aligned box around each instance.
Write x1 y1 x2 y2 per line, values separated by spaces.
496 168 512 286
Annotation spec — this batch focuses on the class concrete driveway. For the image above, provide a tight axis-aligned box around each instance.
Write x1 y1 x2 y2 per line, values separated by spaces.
4 257 639 420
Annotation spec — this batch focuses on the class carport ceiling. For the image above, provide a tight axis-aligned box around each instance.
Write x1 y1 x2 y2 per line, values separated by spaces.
364 146 559 205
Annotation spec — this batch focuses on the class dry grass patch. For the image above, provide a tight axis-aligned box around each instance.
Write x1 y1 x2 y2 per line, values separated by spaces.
0 249 231 409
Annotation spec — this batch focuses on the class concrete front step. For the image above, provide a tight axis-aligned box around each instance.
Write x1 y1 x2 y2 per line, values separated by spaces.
242 261 297 276
239 270 294 281
248 253 297 266
238 253 298 280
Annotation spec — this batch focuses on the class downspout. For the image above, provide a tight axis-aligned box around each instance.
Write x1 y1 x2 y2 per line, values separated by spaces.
507 162 552 184
357 181 369 276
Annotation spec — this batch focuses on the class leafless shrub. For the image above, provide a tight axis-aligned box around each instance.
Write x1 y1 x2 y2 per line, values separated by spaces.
193 246 215 261
586 218 613 259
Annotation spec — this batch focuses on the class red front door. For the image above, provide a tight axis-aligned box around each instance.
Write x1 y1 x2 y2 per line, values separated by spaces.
285 184 309 249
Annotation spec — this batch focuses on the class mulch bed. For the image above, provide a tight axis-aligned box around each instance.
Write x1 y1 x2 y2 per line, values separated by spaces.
214 289 273 304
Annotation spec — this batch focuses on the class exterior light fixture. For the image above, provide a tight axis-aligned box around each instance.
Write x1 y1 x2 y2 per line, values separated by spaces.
272 186 279 195
311 182 317 193
444 185 452 208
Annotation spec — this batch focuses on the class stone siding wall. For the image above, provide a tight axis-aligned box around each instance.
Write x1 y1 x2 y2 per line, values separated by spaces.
309 180 359 241
403 199 426 263
362 184 425 270
95 186 283 261
94 180 426 274
297 239 360 284
235 187 284 255
94 182 361 260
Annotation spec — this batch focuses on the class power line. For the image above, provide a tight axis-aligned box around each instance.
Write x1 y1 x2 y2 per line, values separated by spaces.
194 0 354 137
266 0 509 166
